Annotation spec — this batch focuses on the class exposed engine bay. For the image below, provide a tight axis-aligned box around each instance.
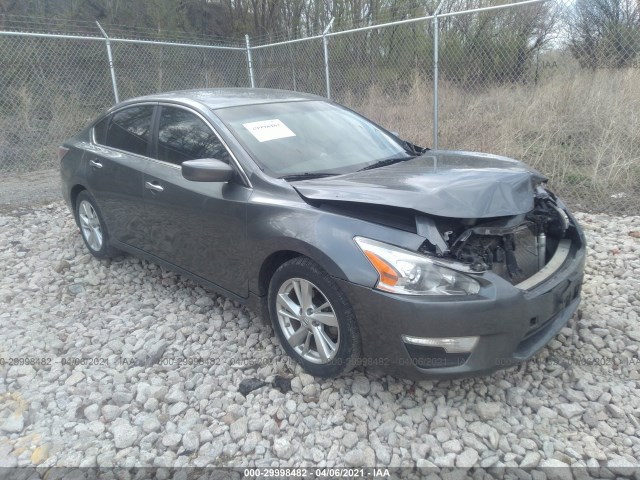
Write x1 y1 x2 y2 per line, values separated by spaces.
304 172 578 288
417 185 575 286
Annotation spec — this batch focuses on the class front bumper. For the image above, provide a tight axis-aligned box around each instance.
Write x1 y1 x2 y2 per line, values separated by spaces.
337 237 586 380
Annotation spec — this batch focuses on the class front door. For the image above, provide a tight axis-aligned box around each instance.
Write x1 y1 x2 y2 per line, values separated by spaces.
142 105 250 297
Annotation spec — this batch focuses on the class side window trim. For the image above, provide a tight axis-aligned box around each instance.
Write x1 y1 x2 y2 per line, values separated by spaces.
91 115 112 146
90 113 113 145
150 104 161 161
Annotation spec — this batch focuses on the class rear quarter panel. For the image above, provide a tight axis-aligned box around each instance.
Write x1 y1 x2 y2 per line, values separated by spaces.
60 133 90 214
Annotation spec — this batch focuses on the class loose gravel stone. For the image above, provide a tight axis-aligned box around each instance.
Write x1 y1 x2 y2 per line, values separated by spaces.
443 439 463 454
541 459 573 480
607 457 637 475
456 449 479 467
273 438 293 459
162 433 182 449
64 371 84 386
556 403 583 418
84 404 100 422
168 402 188 416
87 421 105 436
344 450 363 466
301 384 317 397
182 431 200 453
165 389 188 404
242 431 261 453
606 404 625 418
112 391 133 406
351 376 371 395
142 415 161 433
101 405 120 422
0 414 24 433
230 417 248 441
475 402 501 420
111 421 138 449
342 431 359 449
520 451 541 468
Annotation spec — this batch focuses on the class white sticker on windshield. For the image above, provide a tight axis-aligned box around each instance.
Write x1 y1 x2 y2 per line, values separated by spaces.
243 119 296 142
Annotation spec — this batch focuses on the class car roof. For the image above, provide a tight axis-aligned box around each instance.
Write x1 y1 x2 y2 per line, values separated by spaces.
118 88 326 111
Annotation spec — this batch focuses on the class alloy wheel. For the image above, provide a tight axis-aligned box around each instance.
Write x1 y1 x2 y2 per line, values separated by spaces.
78 200 103 251
276 278 340 364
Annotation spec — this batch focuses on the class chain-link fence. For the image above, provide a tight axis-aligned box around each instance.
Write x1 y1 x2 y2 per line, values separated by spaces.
1 0 639 214
251 39 326 94
0 27 247 174
0 34 111 173
112 41 249 101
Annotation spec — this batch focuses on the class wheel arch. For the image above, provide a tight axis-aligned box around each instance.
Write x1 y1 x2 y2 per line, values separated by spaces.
253 241 352 297
257 250 302 297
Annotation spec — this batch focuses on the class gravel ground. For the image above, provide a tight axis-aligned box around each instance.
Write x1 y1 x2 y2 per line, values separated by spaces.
0 170 60 215
0 201 639 472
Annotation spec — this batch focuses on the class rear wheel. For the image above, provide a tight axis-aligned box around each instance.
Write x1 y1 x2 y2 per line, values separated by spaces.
268 257 361 377
75 191 119 259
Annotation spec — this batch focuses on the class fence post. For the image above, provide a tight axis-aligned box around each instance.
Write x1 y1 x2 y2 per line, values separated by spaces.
432 1 444 149
245 34 255 88
322 18 335 99
289 42 297 91
96 21 120 103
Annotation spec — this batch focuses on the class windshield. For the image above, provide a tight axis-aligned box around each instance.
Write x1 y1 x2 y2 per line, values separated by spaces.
214 100 412 178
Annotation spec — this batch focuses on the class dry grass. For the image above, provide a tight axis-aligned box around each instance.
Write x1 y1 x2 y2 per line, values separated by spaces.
344 67 640 214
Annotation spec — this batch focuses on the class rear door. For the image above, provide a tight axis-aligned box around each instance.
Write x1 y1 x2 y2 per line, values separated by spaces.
86 104 155 250
141 104 250 297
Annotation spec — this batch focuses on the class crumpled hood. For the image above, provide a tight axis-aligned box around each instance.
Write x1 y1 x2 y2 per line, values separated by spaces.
293 150 548 218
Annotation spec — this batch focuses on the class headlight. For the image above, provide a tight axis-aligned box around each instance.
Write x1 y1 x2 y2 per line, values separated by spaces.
354 237 480 296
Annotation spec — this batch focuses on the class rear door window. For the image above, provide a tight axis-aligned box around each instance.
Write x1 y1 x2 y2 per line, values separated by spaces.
104 105 154 156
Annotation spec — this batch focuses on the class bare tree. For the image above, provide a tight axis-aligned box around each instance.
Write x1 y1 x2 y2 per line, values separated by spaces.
567 0 640 68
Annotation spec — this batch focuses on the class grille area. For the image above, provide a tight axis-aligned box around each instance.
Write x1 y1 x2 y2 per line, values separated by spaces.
457 223 542 285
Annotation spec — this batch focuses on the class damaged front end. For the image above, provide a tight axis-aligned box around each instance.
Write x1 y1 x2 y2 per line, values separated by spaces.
292 150 583 291
288 150 586 376
417 185 578 289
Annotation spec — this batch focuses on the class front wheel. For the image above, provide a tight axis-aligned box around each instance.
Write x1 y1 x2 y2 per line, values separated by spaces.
268 257 362 378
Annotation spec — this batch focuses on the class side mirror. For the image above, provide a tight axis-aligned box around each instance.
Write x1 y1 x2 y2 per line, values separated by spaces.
182 159 234 183
390 131 400 137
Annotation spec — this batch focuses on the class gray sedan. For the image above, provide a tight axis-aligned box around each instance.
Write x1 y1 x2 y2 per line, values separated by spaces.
60 88 585 379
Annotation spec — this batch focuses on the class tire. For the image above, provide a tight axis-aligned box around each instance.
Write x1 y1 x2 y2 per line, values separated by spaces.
268 257 362 378
75 191 119 259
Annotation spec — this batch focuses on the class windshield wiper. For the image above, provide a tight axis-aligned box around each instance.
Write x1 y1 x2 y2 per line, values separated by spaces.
280 172 341 181
357 155 416 172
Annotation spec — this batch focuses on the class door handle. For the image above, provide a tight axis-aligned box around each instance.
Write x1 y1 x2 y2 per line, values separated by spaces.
89 159 103 169
145 181 164 193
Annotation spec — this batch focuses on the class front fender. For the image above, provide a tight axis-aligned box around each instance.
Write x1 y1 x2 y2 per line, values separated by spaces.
246 200 426 295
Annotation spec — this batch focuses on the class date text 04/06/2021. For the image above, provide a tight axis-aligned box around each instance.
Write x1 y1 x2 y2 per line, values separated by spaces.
244 468 392 478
